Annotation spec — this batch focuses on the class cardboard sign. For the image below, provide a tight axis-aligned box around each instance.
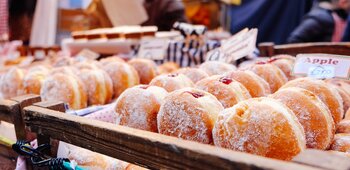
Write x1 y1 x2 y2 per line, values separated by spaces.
293 54 350 79
206 28 257 63
138 38 169 60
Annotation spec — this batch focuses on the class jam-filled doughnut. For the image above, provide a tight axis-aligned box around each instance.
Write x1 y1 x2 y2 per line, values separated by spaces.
271 87 335 149
282 77 343 124
337 120 350 133
246 62 288 93
268 55 295 80
115 85 168 132
149 73 194 92
157 62 179 74
128 58 159 84
79 69 113 105
196 76 251 108
23 69 49 95
199 61 236 76
213 97 306 160
157 88 224 144
40 73 87 109
223 70 271 97
103 62 140 98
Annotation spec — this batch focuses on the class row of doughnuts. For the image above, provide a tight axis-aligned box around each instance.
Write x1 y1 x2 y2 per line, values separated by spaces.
113 55 350 161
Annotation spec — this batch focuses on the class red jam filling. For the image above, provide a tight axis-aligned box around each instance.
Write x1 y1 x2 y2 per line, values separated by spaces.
186 91 204 98
219 77 233 85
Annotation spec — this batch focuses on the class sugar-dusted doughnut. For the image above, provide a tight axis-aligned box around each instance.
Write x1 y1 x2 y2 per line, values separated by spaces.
330 133 350 153
268 55 295 80
0 67 26 99
99 56 125 66
345 108 350 120
196 76 251 108
157 62 179 74
23 69 49 95
149 73 194 92
337 120 350 133
74 61 102 70
79 69 113 105
40 73 87 110
199 61 236 76
128 58 159 84
157 88 224 144
175 67 209 83
271 87 335 149
223 70 271 97
103 62 140 98
282 78 343 124
115 85 168 132
326 79 350 114
246 62 288 93
213 97 306 160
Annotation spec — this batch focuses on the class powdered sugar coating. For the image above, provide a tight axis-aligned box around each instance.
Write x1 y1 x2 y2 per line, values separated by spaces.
268 57 295 80
103 62 140 99
213 97 306 160
175 67 209 83
40 73 87 109
199 61 236 76
337 120 350 133
271 87 335 149
326 79 350 114
157 88 224 144
196 75 251 108
128 58 159 84
79 69 113 105
23 70 48 95
282 77 344 124
157 62 179 74
0 67 25 99
115 85 168 132
330 133 350 153
246 63 288 93
149 73 194 92
223 70 271 97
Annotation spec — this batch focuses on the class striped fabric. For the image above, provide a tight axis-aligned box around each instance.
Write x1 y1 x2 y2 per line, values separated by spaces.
0 0 8 37
134 39 220 67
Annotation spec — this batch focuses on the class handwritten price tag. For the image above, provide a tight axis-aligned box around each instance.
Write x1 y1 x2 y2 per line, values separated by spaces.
138 38 169 60
294 54 350 79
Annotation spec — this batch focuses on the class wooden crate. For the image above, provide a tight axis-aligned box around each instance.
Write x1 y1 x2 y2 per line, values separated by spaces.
258 42 350 57
20 101 350 170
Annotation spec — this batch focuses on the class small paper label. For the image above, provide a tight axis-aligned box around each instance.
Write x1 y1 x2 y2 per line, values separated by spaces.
138 38 169 60
308 66 335 79
294 54 350 79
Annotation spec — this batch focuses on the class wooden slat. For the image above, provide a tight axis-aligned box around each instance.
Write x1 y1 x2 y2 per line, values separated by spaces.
293 150 350 170
258 42 350 57
23 106 320 170
10 94 41 141
0 100 18 123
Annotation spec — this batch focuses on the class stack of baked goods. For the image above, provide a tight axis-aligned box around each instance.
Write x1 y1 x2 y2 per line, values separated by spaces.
3 52 350 166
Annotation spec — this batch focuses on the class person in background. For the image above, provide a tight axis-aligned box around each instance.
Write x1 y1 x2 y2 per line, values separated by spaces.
142 0 187 31
288 0 350 43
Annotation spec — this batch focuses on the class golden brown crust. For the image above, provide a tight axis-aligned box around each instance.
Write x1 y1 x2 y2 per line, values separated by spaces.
99 56 125 66
271 87 335 149
40 73 87 110
213 97 306 161
196 76 251 108
0 67 26 99
157 88 223 144
157 62 179 74
247 63 288 93
23 70 48 95
268 56 295 80
282 78 344 124
224 70 271 97
103 62 140 99
199 61 236 76
128 58 159 84
326 79 350 114
337 120 350 133
330 133 350 153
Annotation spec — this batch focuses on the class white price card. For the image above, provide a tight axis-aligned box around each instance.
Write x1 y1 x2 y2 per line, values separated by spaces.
293 54 350 79
138 38 169 60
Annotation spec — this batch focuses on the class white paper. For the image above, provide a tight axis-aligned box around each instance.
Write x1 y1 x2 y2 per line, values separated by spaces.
138 38 169 60
102 0 148 26
294 54 350 79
